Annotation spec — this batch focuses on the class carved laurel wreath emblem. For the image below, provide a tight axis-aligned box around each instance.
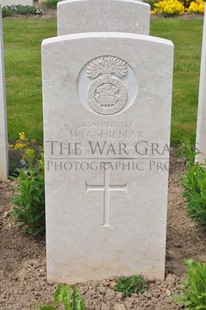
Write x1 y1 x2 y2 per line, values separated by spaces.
86 56 128 115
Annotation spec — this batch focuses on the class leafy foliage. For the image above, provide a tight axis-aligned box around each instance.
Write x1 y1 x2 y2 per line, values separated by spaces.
179 141 206 229
177 140 198 166
114 275 148 297
2 5 43 17
143 0 157 10
10 134 45 238
10 165 45 237
54 284 71 310
43 0 61 9
175 259 206 309
181 162 206 228
71 288 85 310
40 284 85 310
9 132 43 175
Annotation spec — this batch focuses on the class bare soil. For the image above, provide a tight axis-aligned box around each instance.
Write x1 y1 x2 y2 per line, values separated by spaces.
1 157 206 310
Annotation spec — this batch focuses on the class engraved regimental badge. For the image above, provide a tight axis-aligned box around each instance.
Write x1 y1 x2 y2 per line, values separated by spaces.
86 56 128 115
77 55 137 116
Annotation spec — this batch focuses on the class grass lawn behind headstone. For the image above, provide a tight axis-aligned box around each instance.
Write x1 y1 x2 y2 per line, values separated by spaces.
4 17 203 144
151 18 203 145
4 18 56 143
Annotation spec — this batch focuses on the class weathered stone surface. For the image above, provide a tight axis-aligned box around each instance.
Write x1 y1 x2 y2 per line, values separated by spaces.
42 32 173 284
57 0 150 36
1 0 33 6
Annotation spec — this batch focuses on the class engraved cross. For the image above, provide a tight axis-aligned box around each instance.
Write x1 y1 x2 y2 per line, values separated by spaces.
86 169 127 227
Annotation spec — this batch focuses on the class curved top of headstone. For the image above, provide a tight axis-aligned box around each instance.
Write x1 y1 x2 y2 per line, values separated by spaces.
57 0 150 36
42 30 173 284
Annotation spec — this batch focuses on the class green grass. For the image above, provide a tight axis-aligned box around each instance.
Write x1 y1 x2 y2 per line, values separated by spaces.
3 17 203 144
114 275 148 297
3 18 57 143
151 18 203 144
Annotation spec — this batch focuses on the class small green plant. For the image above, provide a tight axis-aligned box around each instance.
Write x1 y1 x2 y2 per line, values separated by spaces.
178 141 206 229
177 140 198 166
2 5 43 17
10 137 45 237
181 162 206 228
9 132 43 175
40 284 85 310
43 0 61 8
114 275 148 297
2 6 13 17
175 259 206 309
10 165 45 237
143 0 158 10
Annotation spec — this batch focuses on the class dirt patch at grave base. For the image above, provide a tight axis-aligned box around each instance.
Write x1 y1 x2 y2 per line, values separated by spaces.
1 159 206 310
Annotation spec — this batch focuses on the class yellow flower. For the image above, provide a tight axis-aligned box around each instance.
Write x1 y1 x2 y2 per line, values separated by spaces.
24 148 35 156
154 0 185 15
18 132 27 140
14 143 27 150
151 9 157 15
188 0 204 13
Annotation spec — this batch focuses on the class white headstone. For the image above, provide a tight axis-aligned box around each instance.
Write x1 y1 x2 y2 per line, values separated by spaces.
0 4 8 181
196 5 206 163
57 0 150 36
42 32 174 284
1 0 33 6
